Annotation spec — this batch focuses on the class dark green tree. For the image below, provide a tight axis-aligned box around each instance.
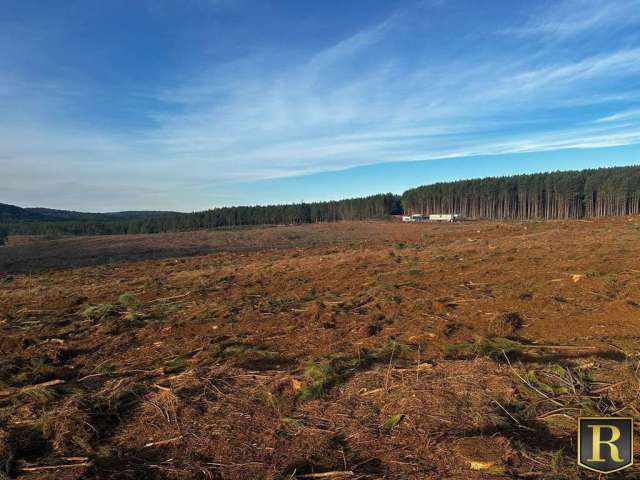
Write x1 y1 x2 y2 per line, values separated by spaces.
0 225 8 246
401 166 640 220
1 193 403 236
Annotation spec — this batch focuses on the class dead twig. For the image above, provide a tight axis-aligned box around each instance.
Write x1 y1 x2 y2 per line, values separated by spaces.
398 284 432 294
144 436 183 448
535 407 580 419
297 472 354 479
520 344 597 351
384 342 397 391
147 291 192 304
492 399 535 431
15 308 57 314
591 380 629 394
0 379 65 398
77 372 109 382
17 462 93 472
503 352 564 407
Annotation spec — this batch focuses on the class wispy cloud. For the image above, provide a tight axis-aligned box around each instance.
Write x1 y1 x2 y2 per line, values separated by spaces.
135 35 640 182
504 0 640 37
593 108 640 123
3 0 640 210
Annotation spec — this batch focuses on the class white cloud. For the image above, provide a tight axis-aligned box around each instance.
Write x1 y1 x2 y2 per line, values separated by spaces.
131 35 640 183
505 0 640 37
3 1 640 210
593 108 640 123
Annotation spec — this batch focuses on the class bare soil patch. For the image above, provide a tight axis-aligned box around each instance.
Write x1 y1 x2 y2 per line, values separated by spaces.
2 218 640 478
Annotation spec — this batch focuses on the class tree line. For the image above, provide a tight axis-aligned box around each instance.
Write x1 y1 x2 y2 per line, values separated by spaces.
402 165 640 220
3 193 402 236
4 165 640 238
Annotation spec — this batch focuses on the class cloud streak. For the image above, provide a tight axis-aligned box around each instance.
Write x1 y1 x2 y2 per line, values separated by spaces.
504 0 640 37
2 0 640 210
138 31 640 180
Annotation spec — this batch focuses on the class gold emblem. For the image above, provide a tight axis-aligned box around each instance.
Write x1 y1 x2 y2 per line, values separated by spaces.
577 417 633 474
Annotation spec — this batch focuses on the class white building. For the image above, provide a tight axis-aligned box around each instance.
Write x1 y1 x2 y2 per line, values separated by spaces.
402 213 461 222
428 214 460 222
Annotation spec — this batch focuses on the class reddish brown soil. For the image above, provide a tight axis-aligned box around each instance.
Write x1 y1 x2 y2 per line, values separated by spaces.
2 218 640 479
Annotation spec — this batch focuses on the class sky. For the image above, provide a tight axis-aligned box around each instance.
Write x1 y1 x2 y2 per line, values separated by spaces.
2 0 640 212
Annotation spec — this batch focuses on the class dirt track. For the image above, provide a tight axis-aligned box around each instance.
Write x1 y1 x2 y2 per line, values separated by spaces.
2 218 640 479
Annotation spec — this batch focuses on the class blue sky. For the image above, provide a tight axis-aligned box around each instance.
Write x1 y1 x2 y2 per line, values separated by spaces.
2 0 640 211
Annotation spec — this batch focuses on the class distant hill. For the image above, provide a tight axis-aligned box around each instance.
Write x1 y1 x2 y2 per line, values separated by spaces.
0 203 178 223
1 194 402 236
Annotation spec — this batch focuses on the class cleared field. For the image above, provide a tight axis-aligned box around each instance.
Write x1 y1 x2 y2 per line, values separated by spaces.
2 218 640 479
1 222 406 274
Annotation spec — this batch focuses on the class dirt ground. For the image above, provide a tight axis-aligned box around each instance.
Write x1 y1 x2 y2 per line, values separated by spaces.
2 218 640 479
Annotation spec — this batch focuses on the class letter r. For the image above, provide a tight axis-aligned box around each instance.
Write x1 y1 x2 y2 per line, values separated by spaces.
588 425 623 463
